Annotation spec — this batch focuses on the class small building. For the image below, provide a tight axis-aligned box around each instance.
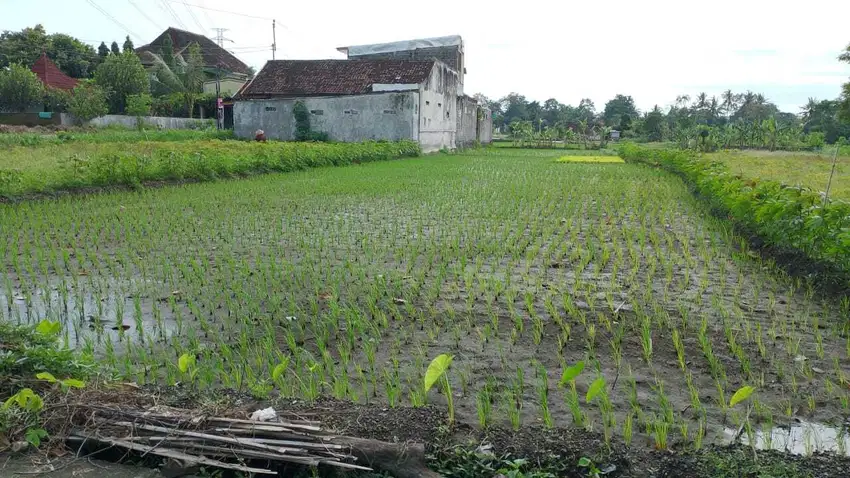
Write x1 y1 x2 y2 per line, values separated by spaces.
30 53 78 91
234 35 491 151
234 59 461 152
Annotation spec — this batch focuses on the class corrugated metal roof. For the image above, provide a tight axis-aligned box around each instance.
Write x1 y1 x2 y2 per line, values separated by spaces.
338 35 462 56
235 59 435 99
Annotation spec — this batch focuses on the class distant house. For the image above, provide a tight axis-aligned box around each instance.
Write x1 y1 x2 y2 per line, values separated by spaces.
31 53 78 91
233 35 491 151
135 27 251 96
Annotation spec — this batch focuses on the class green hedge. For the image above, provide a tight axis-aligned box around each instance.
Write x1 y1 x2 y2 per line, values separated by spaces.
0 128 234 148
0 140 421 198
618 143 850 285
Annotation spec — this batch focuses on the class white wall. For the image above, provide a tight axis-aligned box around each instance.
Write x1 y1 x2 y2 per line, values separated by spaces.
418 62 459 152
60 114 213 129
234 92 419 142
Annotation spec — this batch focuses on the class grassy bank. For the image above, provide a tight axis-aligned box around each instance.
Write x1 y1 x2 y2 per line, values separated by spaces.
0 139 420 198
620 143 850 290
0 128 235 148
710 149 850 200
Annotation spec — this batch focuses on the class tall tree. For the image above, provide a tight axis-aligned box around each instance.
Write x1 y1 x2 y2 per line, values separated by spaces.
98 41 109 58
159 35 175 69
721 89 737 120
122 35 134 54
602 94 638 126
94 51 150 113
0 64 44 112
641 105 665 141
840 43 850 123
148 42 205 118
0 25 97 78
110 41 120 55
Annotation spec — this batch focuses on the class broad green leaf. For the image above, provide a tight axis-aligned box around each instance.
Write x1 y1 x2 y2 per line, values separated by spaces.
25 428 48 447
36 372 57 383
586 377 606 403
178 353 195 373
729 385 755 408
61 379 86 389
272 359 290 382
35 320 61 337
424 354 453 392
559 361 585 386
578 457 592 467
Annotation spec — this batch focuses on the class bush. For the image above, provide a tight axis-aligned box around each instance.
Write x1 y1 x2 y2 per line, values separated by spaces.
619 143 850 286
0 64 44 112
806 132 826 150
43 88 70 113
67 84 109 123
0 139 420 197
293 100 328 141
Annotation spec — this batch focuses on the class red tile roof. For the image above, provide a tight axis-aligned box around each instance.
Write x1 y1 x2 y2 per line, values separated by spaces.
30 53 78 91
236 59 435 99
135 27 251 76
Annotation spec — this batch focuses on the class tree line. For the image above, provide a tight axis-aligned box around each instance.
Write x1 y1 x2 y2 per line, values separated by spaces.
474 42 850 149
0 25 213 121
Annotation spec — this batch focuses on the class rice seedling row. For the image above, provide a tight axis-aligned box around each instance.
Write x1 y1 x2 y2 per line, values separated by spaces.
2 147 848 453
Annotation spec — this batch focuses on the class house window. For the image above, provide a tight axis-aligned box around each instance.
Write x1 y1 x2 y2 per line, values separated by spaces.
446 110 450 119
344 109 360 115
425 101 430 105
265 106 277 112
437 102 442 107
383 109 396 114
310 109 324 115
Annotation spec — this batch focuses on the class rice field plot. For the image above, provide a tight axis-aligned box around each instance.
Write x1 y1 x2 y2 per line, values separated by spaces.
1 147 848 453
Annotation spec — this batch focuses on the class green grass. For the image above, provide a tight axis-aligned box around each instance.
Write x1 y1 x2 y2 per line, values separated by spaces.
709 149 850 200
0 128 233 148
0 139 419 197
555 155 624 163
2 146 848 460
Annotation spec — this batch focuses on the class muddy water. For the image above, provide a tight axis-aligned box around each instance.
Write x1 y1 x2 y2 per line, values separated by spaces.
725 421 850 456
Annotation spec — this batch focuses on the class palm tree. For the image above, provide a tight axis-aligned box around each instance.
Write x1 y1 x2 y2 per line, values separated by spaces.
801 97 818 124
721 90 736 119
695 92 708 110
147 42 205 118
675 94 691 109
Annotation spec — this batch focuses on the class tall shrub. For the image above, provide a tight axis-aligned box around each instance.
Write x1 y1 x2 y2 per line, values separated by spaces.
0 64 43 112
93 52 149 113
67 83 108 123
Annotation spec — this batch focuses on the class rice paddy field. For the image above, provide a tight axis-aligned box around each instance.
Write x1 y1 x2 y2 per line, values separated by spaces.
711 149 850 200
2 145 849 458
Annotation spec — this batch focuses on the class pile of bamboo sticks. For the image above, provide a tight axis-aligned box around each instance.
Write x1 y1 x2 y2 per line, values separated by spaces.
69 406 370 475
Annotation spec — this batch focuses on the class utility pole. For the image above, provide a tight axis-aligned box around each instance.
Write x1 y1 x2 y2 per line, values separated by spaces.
212 28 230 47
272 19 276 60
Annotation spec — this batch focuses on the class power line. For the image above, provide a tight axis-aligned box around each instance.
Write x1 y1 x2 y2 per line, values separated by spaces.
127 0 163 31
157 0 188 29
195 0 217 29
85 0 142 42
164 0 275 21
180 0 207 33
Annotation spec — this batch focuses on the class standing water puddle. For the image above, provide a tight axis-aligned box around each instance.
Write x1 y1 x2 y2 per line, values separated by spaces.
725 421 850 456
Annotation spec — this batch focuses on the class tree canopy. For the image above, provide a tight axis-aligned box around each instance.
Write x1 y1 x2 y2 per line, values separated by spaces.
602 94 638 127
0 63 44 112
94 52 150 114
0 25 98 78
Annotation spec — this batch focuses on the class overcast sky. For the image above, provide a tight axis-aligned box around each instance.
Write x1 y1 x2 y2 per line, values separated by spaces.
4 0 849 113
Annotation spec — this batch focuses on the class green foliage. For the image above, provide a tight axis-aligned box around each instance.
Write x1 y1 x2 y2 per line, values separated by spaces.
178 353 196 374
126 93 152 117
602 94 638 126
35 372 86 390
0 321 95 382
620 143 850 283
425 354 453 391
729 385 755 408
94 52 149 113
122 35 134 54
293 101 329 141
0 63 44 112
3 389 43 413
0 127 231 148
0 139 419 197
0 25 98 78
148 42 205 118
430 445 559 478
43 87 70 113
585 376 606 403
559 361 585 386
67 83 109 123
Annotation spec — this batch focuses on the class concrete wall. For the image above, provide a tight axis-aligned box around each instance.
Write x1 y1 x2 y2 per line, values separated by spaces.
456 96 478 147
61 114 214 129
0 113 62 126
477 107 493 144
233 92 419 142
418 62 458 152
